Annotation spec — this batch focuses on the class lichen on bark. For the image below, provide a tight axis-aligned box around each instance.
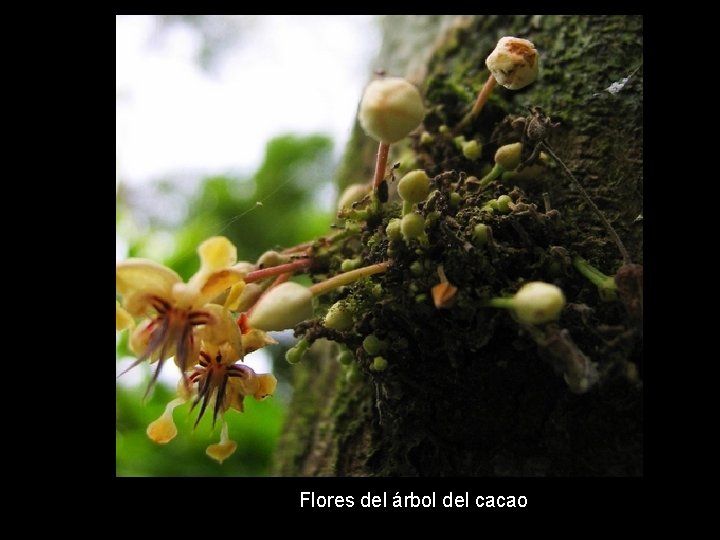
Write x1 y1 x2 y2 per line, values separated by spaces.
273 15 642 477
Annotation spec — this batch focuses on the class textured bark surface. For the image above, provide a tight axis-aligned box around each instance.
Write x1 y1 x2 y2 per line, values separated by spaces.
273 15 642 477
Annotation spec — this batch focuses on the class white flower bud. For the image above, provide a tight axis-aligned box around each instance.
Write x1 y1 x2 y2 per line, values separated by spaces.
513 281 565 324
248 282 314 331
486 37 539 90
359 77 425 143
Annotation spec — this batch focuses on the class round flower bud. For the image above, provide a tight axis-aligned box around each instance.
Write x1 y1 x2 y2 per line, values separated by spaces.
257 250 289 268
285 338 310 364
495 142 522 170
496 194 513 213
363 334 386 356
473 223 489 245
324 301 355 331
248 282 313 331
337 348 355 365
397 170 430 204
462 140 482 160
486 37 539 90
386 218 402 241
512 281 566 325
358 77 425 143
401 212 426 240
370 356 388 371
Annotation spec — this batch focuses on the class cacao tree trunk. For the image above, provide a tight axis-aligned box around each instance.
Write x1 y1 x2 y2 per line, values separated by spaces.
273 15 643 477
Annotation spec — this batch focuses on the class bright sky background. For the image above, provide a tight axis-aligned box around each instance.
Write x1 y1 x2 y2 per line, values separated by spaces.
116 15 380 186
116 15 381 386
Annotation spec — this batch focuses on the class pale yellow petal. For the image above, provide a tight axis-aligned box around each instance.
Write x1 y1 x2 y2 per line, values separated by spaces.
224 281 246 310
198 236 237 272
116 258 181 299
253 373 277 400
197 270 245 305
228 383 246 413
146 398 185 444
116 301 135 331
241 329 277 354
205 421 237 464
227 364 257 400
227 282 264 312
147 416 177 444
198 304 244 360
129 319 153 356
129 319 173 362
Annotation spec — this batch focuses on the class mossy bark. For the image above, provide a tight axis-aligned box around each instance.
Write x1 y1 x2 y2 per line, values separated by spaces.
273 15 642 477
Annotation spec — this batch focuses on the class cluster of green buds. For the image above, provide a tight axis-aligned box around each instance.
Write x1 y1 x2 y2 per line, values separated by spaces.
481 193 514 214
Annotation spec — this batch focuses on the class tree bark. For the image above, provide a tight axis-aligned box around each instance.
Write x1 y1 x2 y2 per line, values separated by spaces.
273 15 643 477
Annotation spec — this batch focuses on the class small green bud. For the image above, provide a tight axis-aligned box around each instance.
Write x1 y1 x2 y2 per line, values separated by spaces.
371 283 383 298
401 212 426 241
341 258 362 272
324 301 355 331
410 260 424 276
420 131 434 145
496 194 513 213
494 142 521 170
371 356 388 371
285 338 310 364
438 124 450 135
449 191 462 208
415 293 428 303
473 223 489 245
453 135 466 150
397 170 430 204
386 218 402 241
358 77 425 144
363 334 386 356
462 140 482 160
337 348 355 366
513 281 566 325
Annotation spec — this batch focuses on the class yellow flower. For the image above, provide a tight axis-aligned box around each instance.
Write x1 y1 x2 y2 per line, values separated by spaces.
116 236 246 395
187 341 277 427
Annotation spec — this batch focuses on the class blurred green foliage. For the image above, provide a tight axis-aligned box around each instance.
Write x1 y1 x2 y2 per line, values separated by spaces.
116 134 335 476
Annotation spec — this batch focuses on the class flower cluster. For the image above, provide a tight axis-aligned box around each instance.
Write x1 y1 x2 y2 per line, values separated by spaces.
116 236 280 464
